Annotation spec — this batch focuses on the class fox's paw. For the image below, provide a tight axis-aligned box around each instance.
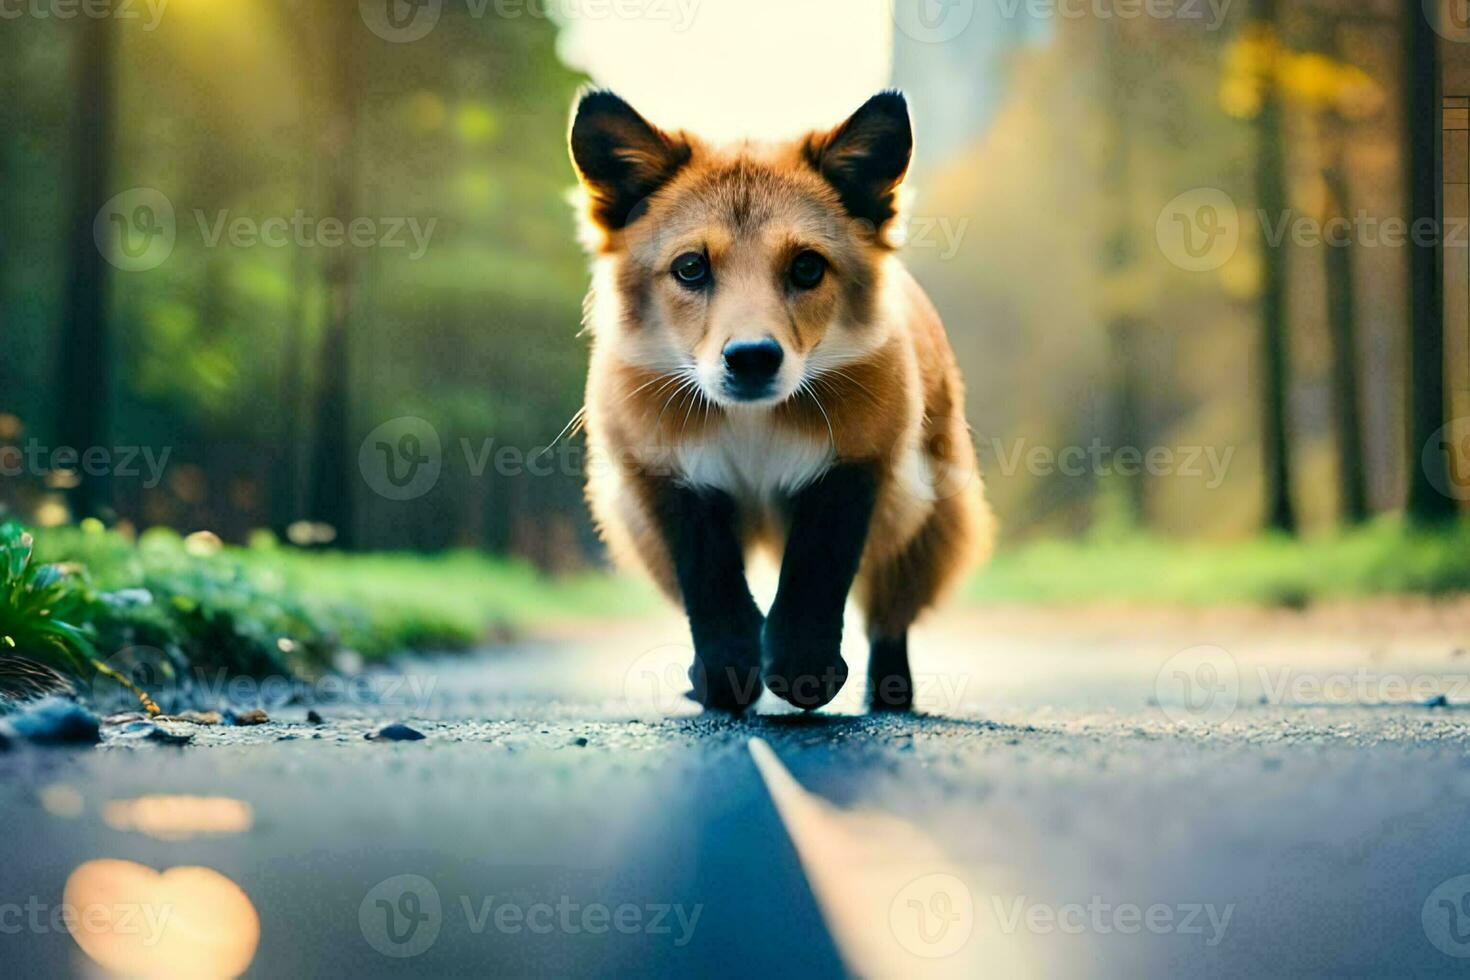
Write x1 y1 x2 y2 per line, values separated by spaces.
866 672 914 712
866 637 914 712
761 618 848 710
689 634 763 713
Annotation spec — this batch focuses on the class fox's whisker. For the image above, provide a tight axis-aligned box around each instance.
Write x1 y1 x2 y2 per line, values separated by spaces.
538 405 588 460
799 380 837 454
812 366 882 408
656 376 700 434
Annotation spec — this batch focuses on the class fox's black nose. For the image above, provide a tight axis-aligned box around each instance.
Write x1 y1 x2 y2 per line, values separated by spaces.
722 338 784 398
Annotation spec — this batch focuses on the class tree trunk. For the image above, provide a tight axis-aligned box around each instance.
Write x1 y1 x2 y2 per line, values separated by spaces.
1253 0 1296 534
56 16 116 520
1321 146 1370 525
273 243 311 534
307 7 361 548
1100 18 1147 526
1404 1 1457 525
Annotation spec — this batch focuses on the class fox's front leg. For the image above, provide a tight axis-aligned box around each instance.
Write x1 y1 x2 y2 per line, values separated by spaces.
651 480 765 712
763 462 879 710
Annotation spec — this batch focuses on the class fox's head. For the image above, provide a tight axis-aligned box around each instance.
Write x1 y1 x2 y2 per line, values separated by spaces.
570 90 912 409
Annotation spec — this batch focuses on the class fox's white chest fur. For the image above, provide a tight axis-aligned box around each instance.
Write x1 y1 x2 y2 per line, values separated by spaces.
675 411 835 502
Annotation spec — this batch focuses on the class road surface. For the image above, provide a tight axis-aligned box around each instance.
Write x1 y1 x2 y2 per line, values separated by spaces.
4 600 1470 978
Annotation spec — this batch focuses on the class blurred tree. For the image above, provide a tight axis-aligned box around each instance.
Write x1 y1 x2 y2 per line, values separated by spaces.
1305 16 1385 526
1099 17 1147 525
1226 9 1393 527
1319 129 1369 525
1404 0 1457 525
272 244 314 534
262 1 330 538
55 15 116 519
1249 0 1297 534
306 2 363 548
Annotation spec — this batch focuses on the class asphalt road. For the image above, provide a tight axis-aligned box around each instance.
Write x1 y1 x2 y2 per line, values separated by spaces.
4 600 1470 978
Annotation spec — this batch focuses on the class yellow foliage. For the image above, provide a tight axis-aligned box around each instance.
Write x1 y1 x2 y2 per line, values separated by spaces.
1219 76 1264 120
1279 52 1346 105
1219 26 1278 120
1219 26 1384 120
1219 250 1261 301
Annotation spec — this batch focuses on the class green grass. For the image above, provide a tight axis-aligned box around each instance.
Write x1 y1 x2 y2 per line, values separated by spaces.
0 519 654 709
969 517 1470 607
245 541 655 655
8 513 1467 710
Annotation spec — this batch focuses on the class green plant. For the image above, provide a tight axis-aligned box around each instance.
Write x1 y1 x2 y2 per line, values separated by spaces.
0 521 158 713
0 521 93 673
9 520 654 711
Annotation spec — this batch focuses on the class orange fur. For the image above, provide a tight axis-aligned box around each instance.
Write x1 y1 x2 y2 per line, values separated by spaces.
570 92 993 641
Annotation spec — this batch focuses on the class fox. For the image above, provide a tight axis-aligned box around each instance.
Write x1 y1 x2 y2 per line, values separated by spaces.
568 88 993 713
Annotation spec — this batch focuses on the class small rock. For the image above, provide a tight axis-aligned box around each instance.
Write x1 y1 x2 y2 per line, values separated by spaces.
114 721 158 739
111 721 191 746
173 710 222 725
306 709 324 725
1424 694 1450 709
227 708 269 726
2 698 101 746
103 712 149 725
146 725 193 746
572 736 590 747
369 723 425 742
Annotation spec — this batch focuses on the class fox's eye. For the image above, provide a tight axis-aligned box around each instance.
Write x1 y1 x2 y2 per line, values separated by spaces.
672 252 710 288
790 250 826 290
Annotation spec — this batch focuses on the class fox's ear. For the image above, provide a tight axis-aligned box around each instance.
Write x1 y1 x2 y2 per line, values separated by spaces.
805 91 913 230
569 90 691 232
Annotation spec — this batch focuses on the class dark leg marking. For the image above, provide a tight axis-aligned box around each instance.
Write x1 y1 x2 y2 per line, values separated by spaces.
652 480 764 712
867 634 913 712
763 462 878 710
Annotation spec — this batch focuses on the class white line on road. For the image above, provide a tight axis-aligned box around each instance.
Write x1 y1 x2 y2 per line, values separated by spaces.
748 737 1038 979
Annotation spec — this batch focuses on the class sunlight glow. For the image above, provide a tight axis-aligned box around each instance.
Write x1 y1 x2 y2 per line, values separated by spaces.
102 795 255 841
63 859 260 979
555 0 894 141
